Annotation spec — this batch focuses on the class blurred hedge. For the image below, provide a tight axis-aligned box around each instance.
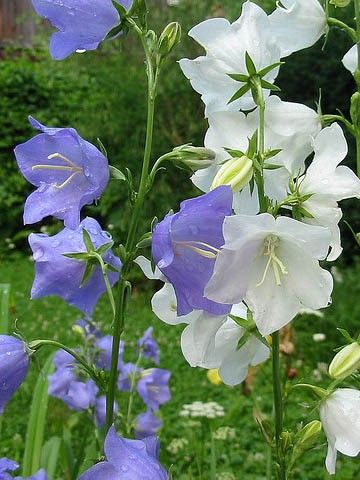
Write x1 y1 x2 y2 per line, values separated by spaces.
0 0 358 259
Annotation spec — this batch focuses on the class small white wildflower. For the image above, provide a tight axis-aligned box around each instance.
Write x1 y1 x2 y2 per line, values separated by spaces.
313 333 326 342
213 426 236 441
180 401 225 419
166 438 188 455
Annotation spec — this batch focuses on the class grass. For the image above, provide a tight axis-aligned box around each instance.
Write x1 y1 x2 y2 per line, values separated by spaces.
0 253 360 479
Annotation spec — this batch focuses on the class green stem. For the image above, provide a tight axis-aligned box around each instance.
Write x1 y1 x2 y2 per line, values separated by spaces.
210 426 217 480
255 83 267 214
355 0 360 176
266 444 272 480
327 17 357 42
105 25 159 432
125 352 143 434
271 332 286 480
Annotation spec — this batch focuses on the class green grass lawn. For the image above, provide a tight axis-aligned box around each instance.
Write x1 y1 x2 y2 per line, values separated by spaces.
1 254 360 479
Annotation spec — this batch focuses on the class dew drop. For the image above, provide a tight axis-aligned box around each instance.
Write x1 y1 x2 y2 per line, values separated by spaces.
51 240 60 248
120 466 128 472
6 352 11 356
33 248 44 261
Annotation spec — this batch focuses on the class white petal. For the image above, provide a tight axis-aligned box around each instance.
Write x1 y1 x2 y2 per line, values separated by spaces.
134 256 164 280
233 184 260 215
181 313 225 368
325 441 337 475
189 18 231 50
191 164 219 192
269 0 326 57
205 111 251 156
342 45 357 74
151 283 199 325
308 123 348 173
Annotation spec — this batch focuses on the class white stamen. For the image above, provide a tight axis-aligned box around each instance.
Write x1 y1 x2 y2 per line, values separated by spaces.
32 153 82 189
257 235 288 287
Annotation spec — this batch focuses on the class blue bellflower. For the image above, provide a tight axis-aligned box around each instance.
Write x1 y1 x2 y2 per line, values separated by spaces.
79 427 168 480
138 327 160 365
0 458 47 480
31 0 133 60
0 336 29 414
135 410 163 440
29 217 121 315
152 186 233 316
15 117 110 230
137 368 171 411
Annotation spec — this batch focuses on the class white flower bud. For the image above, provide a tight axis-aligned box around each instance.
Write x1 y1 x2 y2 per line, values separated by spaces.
171 145 216 171
158 22 182 56
330 0 351 6
329 342 360 379
211 156 253 192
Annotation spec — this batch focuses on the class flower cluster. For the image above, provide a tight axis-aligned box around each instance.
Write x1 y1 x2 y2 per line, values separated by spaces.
180 401 225 419
48 320 170 437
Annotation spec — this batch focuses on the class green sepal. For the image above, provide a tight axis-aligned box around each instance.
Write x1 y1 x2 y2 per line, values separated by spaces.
247 130 258 158
96 241 114 256
245 51 257 76
258 61 284 77
229 314 250 330
261 79 281 92
151 216 159 232
224 147 246 158
249 177 255 195
106 23 124 40
109 165 127 181
237 330 251 350
80 262 95 287
63 252 92 261
264 148 282 160
298 206 314 219
227 73 249 83
82 229 95 252
228 84 251 104
337 328 355 344
97 138 108 158
136 232 152 249
263 163 283 170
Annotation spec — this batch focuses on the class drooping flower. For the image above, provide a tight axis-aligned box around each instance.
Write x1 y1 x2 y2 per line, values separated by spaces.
319 388 360 475
95 335 124 371
15 117 110 229
79 427 168 480
205 214 333 335
297 123 360 260
0 336 29 414
94 396 118 428
31 0 133 60
137 369 171 411
138 327 160 365
135 410 163 439
118 362 142 392
179 1 281 114
29 217 121 315
152 186 233 316
268 0 326 57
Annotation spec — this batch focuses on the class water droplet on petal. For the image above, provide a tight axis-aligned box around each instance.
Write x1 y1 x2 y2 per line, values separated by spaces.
120 466 128 472
51 240 60 248
33 248 44 261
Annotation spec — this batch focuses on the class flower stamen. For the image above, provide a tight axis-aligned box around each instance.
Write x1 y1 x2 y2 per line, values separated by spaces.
32 153 82 189
257 235 288 287
174 241 220 259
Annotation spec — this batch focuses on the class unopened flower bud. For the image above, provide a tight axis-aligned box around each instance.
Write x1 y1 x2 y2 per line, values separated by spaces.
329 342 360 379
211 156 253 192
294 420 322 456
351 92 360 129
158 22 182 57
330 0 351 6
171 145 216 171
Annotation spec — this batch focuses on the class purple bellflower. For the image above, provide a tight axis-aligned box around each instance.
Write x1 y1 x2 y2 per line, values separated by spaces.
79 427 168 480
152 186 233 316
138 327 160 365
15 117 110 230
31 0 132 60
0 459 48 480
118 362 143 392
0 336 29 414
29 217 121 315
135 410 163 440
137 368 171 411
95 335 124 371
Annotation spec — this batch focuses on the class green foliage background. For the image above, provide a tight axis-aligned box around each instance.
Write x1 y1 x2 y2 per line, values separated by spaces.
0 0 358 258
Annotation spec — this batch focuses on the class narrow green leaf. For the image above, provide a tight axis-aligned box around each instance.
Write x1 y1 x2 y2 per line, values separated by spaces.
263 163 283 170
227 84 250 104
298 207 314 219
22 354 54 477
245 51 257 76
227 73 249 83
96 241 114 256
337 328 354 344
111 0 127 16
41 436 61 480
247 130 258 158
258 61 284 77
224 147 246 158
96 138 108 158
109 165 126 181
229 314 250 329
62 427 75 478
265 148 282 159
260 79 281 92
82 229 95 253
0 284 10 334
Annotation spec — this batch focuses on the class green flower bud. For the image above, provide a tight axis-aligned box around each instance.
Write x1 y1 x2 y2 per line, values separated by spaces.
350 92 360 129
330 0 351 6
329 342 360 379
211 156 253 192
171 145 216 171
158 22 182 57
293 421 322 456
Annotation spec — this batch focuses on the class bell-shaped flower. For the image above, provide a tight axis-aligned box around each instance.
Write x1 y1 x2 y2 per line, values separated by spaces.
205 213 333 336
320 388 360 475
135 410 163 440
298 123 360 260
342 45 357 74
0 458 19 479
79 426 168 479
31 0 132 60
94 335 124 371
181 304 269 385
29 217 121 315
138 327 160 365
118 362 142 392
15 117 110 230
0 336 29 414
137 368 171 411
152 186 233 316
193 96 321 210
179 1 281 114
268 0 326 57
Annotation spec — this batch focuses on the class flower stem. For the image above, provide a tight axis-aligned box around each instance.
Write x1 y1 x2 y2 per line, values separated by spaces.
255 80 267 213
271 331 286 480
355 0 360 176
105 24 159 432
125 352 143 435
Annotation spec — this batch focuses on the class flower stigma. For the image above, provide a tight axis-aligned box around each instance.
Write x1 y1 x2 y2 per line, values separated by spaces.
174 241 220 259
257 235 288 287
32 153 82 189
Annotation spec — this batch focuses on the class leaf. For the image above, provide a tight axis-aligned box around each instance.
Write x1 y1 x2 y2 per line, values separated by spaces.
109 165 126 181
227 73 249 83
41 436 61 480
224 147 246 158
264 148 282 159
227 84 250 104
245 51 257 76
337 328 355 344
22 355 54 477
247 130 258 158
82 229 95 253
263 163 283 170
258 61 284 77
0 284 10 334
96 138 108 158
260 79 281 92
